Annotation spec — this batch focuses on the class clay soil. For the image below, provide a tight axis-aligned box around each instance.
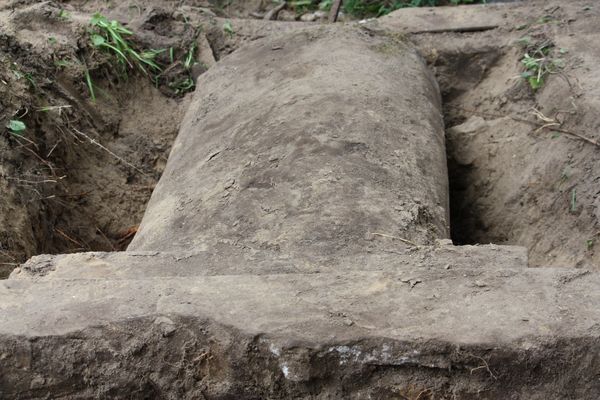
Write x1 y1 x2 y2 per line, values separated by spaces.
1 0 599 277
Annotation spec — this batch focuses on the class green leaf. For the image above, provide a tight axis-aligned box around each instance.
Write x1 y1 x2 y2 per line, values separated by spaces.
90 13 107 26
85 69 95 101
91 34 106 46
7 120 26 132
528 76 544 90
223 20 234 36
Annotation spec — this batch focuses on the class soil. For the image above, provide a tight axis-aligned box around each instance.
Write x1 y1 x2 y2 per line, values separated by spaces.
408 2 600 268
1 1 599 276
0 0 197 277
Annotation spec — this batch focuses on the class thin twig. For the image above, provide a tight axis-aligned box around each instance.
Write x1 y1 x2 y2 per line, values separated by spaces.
370 232 419 247
467 353 497 380
37 105 72 115
9 131 38 149
0 250 17 262
263 1 286 20
415 389 432 400
449 106 599 147
96 226 116 251
5 176 65 185
329 0 343 23
47 139 61 158
71 128 147 175
54 228 85 248
22 146 56 176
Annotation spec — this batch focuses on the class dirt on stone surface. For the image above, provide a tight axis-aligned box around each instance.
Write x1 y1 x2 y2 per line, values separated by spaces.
129 24 450 257
1 0 600 279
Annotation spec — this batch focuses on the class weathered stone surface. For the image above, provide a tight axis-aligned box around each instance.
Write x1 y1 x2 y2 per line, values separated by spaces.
375 2 512 33
129 25 449 256
11 241 528 280
2 244 600 398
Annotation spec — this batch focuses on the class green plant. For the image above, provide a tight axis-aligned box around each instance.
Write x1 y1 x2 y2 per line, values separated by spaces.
223 20 234 37
11 67 37 89
89 13 162 76
54 59 72 68
184 43 197 70
84 69 96 101
7 120 26 133
59 9 71 19
169 77 195 94
85 13 201 98
520 42 564 90
319 0 333 10
570 188 577 213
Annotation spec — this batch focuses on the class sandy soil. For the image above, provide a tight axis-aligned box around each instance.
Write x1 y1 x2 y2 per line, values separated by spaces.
410 2 600 268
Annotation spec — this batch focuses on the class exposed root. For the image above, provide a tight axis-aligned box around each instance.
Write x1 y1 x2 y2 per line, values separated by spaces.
71 128 147 176
370 232 419 247
449 106 599 147
467 353 497 381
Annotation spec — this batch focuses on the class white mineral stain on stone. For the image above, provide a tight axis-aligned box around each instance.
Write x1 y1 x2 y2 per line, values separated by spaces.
269 343 281 357
329 345 363 365
281 363 290 379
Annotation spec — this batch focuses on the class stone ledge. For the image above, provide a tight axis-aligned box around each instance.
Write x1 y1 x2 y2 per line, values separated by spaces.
0 245 593 344
0 245 599 398
11 242 527 280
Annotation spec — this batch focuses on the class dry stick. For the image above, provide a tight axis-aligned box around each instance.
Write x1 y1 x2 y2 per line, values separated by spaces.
0 250 17 262
54 228 85 248
71 128 147 176
96 226 116 251
468 354 497 381
47 139 61 158
415 389 433 400
263 1 286 20
450 106 599 147
370 232 419 247
329 0 343 23
22 145 56 177
5 176 64 185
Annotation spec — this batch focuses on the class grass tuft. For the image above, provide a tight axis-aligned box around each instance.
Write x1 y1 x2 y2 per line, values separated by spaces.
89 13 163 76
85 13 199 98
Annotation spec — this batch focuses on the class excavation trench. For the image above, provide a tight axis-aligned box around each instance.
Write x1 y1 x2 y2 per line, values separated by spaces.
0 75 189 277
5 3 600 398
1 22 513 273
